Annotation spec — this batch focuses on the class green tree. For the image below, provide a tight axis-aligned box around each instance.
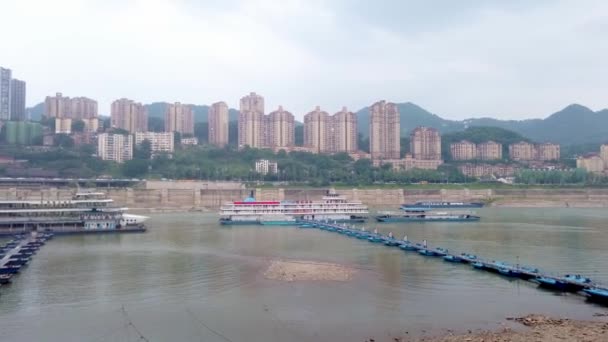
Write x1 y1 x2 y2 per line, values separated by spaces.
109 128 130 135
71 119 85 133
122 159 149 177
134 139 152 159
55 134 74 148
148 117 164 132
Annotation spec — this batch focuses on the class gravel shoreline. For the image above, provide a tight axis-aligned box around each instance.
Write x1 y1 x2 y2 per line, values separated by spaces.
375 314 608 342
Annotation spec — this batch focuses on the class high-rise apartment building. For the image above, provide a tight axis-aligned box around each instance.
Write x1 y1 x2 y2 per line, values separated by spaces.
9 79 26 121
508 141 536 161
97 133 133 163
537 143 560 161
266 106 295 148
450 140 476 160
55 117 72 134
44 93 97 120
477 141 502 160
331 107 358 153
304 106 358 154
135 132 174 154
70 97 98 119
410 127 441 160
450 140 503 161
304 106 330 153
111 98 148 133
508 141 559 161
208 101 229 147
238 92 265 148
44 93 71 118
82 118 99 133
0 67 12 120
369 100 400 160
165 102 194 135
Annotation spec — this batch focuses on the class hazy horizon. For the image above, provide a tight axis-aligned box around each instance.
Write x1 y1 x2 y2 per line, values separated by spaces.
2 0 607 120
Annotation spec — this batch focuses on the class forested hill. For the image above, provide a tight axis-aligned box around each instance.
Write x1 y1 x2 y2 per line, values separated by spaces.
355 103 608 146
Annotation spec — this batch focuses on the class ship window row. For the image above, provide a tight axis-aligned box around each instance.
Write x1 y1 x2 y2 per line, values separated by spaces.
0 202 109 209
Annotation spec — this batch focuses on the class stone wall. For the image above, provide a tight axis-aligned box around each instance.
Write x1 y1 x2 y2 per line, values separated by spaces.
2 186 608 210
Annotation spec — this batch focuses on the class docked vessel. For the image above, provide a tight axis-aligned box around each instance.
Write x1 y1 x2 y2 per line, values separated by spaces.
400 201 484 211
219 189 369 225
375 211 480 223
0 192 148 235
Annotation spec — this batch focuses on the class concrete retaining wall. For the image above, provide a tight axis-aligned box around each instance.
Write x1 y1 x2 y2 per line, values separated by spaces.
2 187 608 210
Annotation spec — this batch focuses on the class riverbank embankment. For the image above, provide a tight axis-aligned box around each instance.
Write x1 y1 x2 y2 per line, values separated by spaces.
3 186 608 211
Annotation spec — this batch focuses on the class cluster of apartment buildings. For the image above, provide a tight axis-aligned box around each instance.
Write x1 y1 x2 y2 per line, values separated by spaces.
450 140 560 162
449 140 560 178
0 66 27 121
40 94 197 162
44 93 100 136
235 96 445 172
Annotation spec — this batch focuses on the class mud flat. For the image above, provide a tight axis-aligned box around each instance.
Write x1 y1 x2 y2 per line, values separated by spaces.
394 314 608 342
263 259 356 282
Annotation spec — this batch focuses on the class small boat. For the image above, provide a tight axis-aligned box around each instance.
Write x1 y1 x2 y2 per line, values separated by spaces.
443 255 465 263
0 273 12 285
355 232 369 239
5 258 28 266
498 267 522 278
298 224 314 228
536 277 577 292
367 235 384 243
0 265 21 274
383 238 401 247
434 247 448 256
583 287 608 304
472 261 485 269
400 243 421 251
418 249 441 257
219 217 259 225
459 253 478 263
563 274 592 291
517 266 540 280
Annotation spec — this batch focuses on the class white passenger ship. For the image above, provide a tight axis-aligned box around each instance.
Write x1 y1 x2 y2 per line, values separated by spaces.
0 192 148 235
219 189 369 225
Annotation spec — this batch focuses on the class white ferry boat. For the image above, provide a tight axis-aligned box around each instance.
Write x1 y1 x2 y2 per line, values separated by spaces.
0 192 148 235
219 189 369 225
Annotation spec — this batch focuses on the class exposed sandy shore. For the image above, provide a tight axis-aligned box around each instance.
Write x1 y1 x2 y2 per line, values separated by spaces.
263 259 356 282
382 314 608 342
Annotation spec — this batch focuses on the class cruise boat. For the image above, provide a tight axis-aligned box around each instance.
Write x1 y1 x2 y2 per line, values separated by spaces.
0 192 148 235
219 189 369 225
400 201 484 211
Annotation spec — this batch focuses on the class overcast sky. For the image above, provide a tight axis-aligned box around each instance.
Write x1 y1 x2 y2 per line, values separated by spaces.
1 0 607 119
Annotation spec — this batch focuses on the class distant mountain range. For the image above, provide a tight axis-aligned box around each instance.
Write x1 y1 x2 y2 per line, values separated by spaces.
26 101 608 146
